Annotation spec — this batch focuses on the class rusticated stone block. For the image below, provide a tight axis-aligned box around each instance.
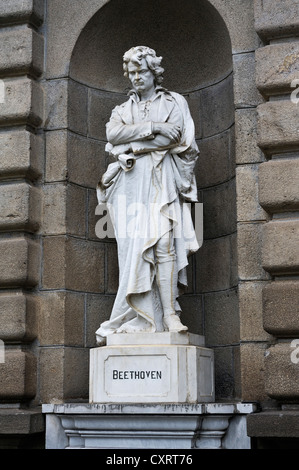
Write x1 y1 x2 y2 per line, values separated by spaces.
0 291 37 342
259 160 299 213
256 42 299 97
240 342 268 402
0 27 43 78
42 183 86 236
0 237 40 288
254 0 299 41
39 347 89 403
236 164 268 222
0 182 41 233
247 410 299 438
0 130 42 180
0 409 44 435
257 101 299 155
265 342 299 401
263 281 299 337
235 108 265 164
0 0 44 27
239 281 272 341
0 348 36 400
210 0 260 53
38 291 85 346
237 223 270 280
262 220 299 275
0 78 43 128
233 52 264 108
42 236 105 292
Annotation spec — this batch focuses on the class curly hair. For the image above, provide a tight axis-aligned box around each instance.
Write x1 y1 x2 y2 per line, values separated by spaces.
123 46 164 85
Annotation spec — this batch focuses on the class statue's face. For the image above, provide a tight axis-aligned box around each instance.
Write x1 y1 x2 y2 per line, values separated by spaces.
127 58 155 95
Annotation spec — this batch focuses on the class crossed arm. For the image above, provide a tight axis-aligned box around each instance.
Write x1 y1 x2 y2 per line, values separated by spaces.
106 109 182 155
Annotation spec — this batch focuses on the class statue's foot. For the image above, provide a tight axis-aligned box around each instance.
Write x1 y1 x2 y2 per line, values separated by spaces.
116 316 153 333
163 314 188 333
96 333 106 346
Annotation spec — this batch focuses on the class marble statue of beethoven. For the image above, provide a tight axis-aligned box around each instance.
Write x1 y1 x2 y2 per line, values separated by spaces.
96 46 199 345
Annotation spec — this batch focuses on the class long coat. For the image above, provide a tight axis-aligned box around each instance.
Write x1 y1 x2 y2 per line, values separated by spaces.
96 88 199 337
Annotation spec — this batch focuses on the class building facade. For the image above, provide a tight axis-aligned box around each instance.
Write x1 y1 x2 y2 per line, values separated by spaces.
0 0 298 449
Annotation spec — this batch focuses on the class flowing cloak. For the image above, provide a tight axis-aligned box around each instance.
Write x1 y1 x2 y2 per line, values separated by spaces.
96 88 200 337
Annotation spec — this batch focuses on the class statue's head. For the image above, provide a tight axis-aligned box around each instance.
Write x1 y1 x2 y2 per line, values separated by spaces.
123 46 164 87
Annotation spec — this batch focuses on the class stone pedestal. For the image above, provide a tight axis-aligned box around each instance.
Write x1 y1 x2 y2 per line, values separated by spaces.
42 402 256 449
89 332 215 404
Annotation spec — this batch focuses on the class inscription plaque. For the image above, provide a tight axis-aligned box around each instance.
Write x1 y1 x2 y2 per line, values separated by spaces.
104 355 171 397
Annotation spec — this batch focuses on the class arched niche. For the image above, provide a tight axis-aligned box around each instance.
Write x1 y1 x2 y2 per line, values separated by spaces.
67 0 238 400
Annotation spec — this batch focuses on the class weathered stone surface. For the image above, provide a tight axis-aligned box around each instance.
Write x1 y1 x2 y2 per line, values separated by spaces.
235 108 265 164
240 342 268 402
85 294 115 347
39 347 89 403
0 78 43 128
256 42 299 96
200 74 234 137
254 0 299 40
237 223 270 280
204 288 239 346
0 0 44 27
233 53 264 108
0 409 44 435
196 130 232 188
259 159 299 212
262 220 299 275
44 79 68 129
213 346 235 399
265 342 299 401
67 133 106 188
210 0 260 53
0 182 41 232
88 90 126 141
0 349 36 400
239 281 272 341
203 179 237 238
0 237 40 288
42 236 105 292
42 183 86 236
196 235 233 292
0 130 42 180
38 291 85 346
0 27 43 78
257 101 299 155
179 294 204 336
263 281 299 337
0 291 37 342
247 410 299 438
236 164 268 222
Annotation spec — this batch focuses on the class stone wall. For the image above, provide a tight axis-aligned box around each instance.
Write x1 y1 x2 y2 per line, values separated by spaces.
246 0 299 444
0 0 298 448
0 0 45 445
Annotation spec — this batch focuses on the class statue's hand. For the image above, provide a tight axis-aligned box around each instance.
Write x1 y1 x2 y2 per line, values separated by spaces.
153 122 182 143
